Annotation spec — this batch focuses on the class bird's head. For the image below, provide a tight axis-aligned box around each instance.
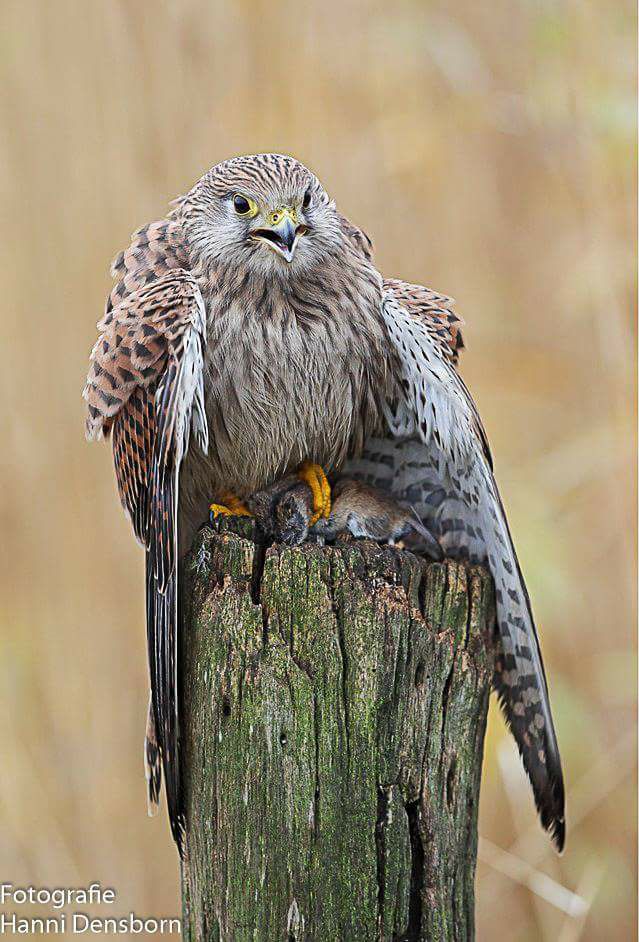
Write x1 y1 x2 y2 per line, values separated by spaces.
180 154 345 278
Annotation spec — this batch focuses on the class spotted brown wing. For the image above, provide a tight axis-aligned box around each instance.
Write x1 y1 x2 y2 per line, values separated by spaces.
107 218 190 315
83 269 208 853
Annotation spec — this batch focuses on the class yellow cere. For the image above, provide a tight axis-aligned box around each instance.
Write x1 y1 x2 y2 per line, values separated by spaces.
268 207 298 227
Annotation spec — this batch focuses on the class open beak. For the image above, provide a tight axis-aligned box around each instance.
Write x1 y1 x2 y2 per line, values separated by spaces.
251 209 307 263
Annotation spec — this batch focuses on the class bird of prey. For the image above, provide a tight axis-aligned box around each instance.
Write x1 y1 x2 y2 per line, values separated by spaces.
83 153 565 854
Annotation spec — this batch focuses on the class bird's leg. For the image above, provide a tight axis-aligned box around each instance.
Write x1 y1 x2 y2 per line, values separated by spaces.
209 490 252 520
210 467 330 543
297 461 331 524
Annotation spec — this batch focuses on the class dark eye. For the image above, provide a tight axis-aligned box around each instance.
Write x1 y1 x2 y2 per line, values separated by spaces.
302 189 311 210
233 193 252 215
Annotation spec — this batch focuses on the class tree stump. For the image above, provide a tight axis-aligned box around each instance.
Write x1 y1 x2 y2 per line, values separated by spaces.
179 519 494 942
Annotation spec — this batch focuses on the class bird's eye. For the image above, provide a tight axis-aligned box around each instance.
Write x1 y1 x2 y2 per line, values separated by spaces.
302 189 311 210
232 194 256 217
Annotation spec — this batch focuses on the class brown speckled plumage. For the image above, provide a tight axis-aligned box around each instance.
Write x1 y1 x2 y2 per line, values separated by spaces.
178 237 392 552
84 153 564 855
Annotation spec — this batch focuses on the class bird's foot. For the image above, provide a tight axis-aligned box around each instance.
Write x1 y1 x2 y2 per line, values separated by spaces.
297 461 331 525
209 491 252 521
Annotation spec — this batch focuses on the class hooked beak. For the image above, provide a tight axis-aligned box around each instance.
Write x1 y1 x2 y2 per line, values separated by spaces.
251 208 307 263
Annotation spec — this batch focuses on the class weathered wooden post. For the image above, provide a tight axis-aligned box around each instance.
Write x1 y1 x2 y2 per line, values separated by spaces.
180 518 494 941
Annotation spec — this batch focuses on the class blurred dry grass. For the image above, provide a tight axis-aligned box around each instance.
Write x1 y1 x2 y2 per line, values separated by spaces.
0 1 635 938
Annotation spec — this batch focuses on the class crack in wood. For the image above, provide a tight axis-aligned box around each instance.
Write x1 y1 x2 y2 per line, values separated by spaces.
403 798 425 942
375 784 391 939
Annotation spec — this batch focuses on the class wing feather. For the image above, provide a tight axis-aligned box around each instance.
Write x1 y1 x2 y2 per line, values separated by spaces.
83 267 208 854
383 278 465 365
347 281 565 850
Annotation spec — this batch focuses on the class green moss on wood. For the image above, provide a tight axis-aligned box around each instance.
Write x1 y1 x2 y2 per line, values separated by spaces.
180 522 494 941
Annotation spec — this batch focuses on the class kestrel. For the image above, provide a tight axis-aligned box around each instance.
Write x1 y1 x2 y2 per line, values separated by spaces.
84 154 565 854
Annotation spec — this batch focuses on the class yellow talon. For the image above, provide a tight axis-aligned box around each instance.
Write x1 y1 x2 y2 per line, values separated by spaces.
210 503 232 519
298 461 332 525
210 491 251 520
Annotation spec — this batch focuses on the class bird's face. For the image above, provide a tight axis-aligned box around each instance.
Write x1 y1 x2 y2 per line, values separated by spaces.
227 191 310 266
183 154 345 278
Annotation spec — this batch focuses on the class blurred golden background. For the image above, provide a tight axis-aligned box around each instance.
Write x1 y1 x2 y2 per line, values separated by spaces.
0 1 635 938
